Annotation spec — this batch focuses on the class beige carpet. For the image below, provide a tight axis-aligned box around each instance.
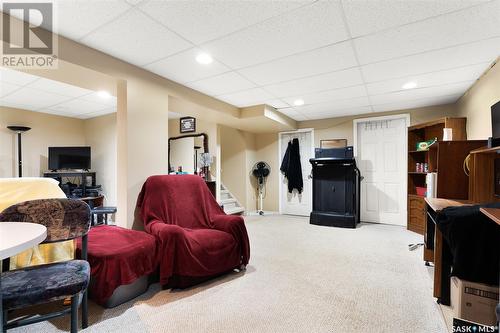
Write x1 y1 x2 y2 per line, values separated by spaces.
11 215 447 333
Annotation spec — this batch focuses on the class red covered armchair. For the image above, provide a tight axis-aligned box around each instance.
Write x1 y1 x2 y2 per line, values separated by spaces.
137 175 250 288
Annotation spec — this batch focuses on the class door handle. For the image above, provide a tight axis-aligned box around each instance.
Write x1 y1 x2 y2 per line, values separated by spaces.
308 174 312 179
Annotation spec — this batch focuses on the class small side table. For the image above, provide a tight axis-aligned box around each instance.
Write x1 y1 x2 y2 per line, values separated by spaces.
91 206 117 226
0 222 47 332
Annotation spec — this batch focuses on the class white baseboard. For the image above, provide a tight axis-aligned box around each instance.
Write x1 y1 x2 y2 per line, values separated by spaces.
245 211 280 216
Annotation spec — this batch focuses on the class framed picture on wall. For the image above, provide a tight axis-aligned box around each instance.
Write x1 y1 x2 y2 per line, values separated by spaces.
320 139 347 148
180 117 196 133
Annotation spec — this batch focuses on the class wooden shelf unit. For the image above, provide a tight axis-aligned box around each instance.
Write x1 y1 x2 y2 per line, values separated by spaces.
407 117 486 234
468 146 500 203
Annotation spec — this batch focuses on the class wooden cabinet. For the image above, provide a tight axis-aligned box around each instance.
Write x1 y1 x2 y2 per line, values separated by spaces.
407 117 486 234
468 146 500 203
408 195 426 234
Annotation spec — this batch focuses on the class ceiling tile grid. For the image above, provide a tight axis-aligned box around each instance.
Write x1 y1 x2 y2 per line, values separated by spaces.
341 0 489 38
352 0 500 65
80 9 192 67
185 71 257 96
0 68 116 119
200 1 349 69
3 0 500 121
137 0 311 45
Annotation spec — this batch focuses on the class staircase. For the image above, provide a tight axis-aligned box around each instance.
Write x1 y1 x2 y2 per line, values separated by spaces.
220 184 245 215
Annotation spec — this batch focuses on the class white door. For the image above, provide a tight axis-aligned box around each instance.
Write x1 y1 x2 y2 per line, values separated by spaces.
279 130 314 216
356 117 407 226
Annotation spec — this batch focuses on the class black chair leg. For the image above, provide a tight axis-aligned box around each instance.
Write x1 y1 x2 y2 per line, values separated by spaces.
82 290 88 329
3 309 7 333
71 294 78 333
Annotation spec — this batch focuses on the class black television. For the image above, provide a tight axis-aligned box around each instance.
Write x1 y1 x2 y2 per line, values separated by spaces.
493 101 500 196
48 146 91 171
491 100 500 140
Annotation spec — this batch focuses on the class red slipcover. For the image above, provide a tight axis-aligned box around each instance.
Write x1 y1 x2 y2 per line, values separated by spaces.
76 225 157 305
137 175 250 287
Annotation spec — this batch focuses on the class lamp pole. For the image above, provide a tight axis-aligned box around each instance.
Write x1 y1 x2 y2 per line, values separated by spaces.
7 126 31 177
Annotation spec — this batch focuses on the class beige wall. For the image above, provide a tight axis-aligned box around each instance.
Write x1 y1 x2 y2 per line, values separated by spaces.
456 60 500 139
83 113 117 206
168 118 218 165
255 133 279 211
299 104 457 147
0 107 86 177
1 107 117 207
246 105 457 212
219 125 257 211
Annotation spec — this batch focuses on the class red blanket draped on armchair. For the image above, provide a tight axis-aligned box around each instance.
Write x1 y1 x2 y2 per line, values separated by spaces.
137 175 250 287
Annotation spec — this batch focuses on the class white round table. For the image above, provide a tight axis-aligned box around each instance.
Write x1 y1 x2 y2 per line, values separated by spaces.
0 222 47 332
0 223 47 260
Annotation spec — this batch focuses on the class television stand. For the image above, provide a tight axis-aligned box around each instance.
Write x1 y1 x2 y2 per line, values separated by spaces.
43 171 96 197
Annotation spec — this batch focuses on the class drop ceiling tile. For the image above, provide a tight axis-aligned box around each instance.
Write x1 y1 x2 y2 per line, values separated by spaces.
366 63 489 96
276 108 305 120
78 108 116 119
217 88 274 107
145 48 231 84
265 99 291 109
342 0 488 37
26 78 94 98
303 105 373 119
49 99 109 115
0 68 39 86
293 97 371 115
138 0 309 44
81 9 192 67
370 81 474 105
36 109 76 118
371 94 462 113
354 1 500 64
202 1 348 68
264 68 364 98
282 85 367 105
80 92 117 107
0 100 33 110
184 71 255 95
237 41 357 86
291 113 309 121
1 87 72 109
54 0 133 40
0 82 21 97
125 0 145 5
361 37 500 83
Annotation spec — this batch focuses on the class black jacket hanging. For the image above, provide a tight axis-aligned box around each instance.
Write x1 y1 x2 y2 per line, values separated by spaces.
280 138 303 194
280 141 291 174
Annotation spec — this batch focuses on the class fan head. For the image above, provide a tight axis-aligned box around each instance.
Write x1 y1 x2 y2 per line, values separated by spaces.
252 161 270 181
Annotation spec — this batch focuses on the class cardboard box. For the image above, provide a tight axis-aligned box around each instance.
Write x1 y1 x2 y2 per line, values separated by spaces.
450 277 499 326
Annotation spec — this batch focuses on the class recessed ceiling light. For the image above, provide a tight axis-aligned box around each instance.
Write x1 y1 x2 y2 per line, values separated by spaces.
196 53 213 65
97 90 111 98
402 81 417 90
293 99 305 106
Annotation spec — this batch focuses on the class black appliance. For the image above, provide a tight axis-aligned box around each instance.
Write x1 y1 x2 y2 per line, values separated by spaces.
48 146 91 171
489 100 500 148
315 146 353 159
309 146 361 228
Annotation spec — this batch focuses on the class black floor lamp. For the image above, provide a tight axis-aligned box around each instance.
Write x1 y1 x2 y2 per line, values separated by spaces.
7 126 31 177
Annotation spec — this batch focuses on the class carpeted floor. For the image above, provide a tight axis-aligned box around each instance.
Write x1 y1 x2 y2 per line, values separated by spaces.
11 215 447 333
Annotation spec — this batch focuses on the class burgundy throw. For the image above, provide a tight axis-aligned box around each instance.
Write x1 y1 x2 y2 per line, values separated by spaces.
137 175 250 286
76 225 157 305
